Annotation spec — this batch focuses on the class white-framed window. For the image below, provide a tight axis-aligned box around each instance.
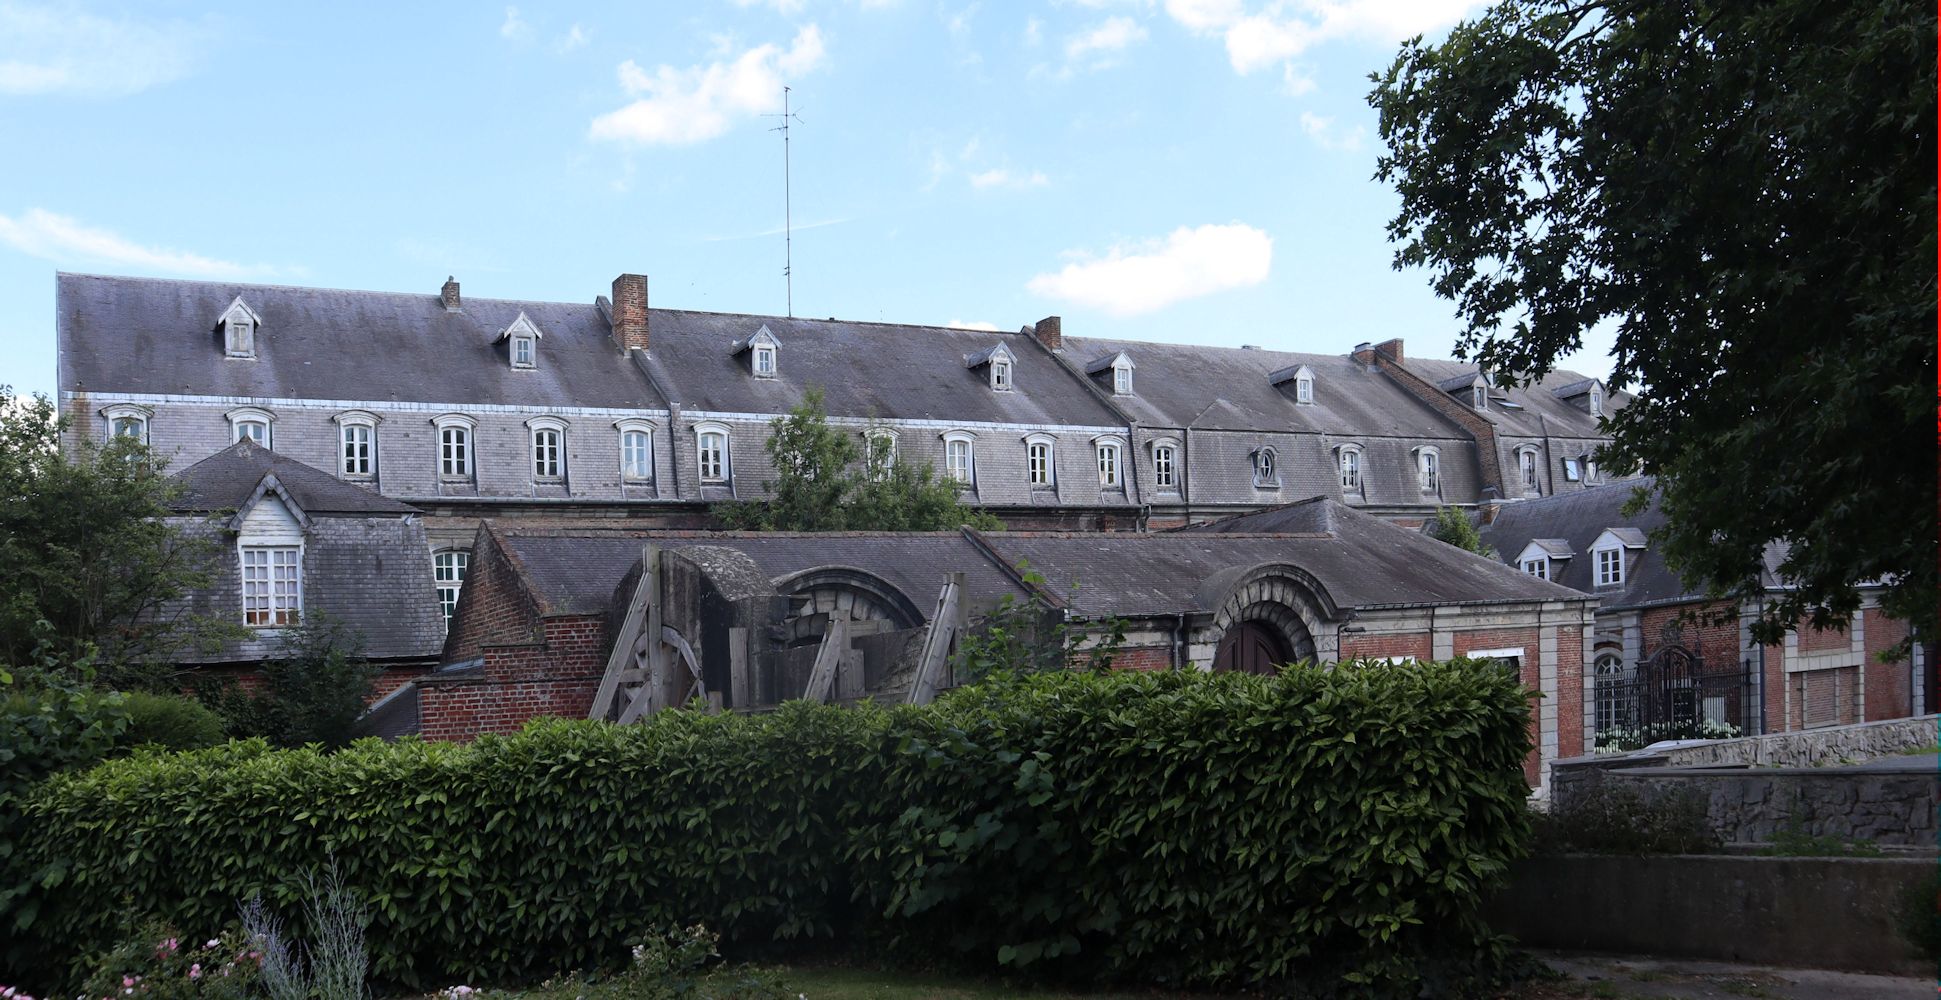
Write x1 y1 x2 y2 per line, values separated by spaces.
1589 387 1604 416
943 431 975 484
1113 365 1132 395
1595 545 1624 586
512 335 536 368
336 413 377 479
240 546 301 628
1472 385 1488 409
1024 434 1054 488
1338 446 1362 490
864 430 897 479
992 360 1012 391
695 423 730 483
1520 557 1549 580
531 427 563 480
103 404 151 446
434 549 469 625
1153 443 1177 490
1096 439 1123 488
1296 375 1314 403
1417 448 1440 493
433 415 475 479
1594 653 1636 733
500 312 544 370
619 425 653 482
1252 447 1278 488
754 344 776 376
234 419 269 447
1584 456 1599 482
1518 447 1540 493
220 297 260 359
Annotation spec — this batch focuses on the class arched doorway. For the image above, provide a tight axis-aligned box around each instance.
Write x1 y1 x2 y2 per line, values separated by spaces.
1213 620 1291 675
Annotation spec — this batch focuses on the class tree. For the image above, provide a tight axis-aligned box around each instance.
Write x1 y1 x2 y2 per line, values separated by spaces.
0 387 227 674
1426 506 1492 558
199 615 376 748
717 387 1003 532
1370 1 1936 644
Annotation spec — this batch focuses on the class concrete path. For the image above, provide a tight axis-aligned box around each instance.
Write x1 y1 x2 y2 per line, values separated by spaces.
1538 952 1935 999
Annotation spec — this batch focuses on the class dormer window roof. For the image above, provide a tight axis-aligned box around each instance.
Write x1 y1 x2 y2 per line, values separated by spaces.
733 325 783 378
1269 364 1316 404
218 296 263 359
1554 377 1607 416
965 343 1018 391
1084 351 1135 395
1439 371 1494 410
496 312 544 369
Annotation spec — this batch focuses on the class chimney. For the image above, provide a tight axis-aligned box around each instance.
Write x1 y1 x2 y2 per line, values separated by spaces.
440 276 461 312
611 273 649 351
1351 342 1375 366
1032 315 1063 351
1373 338 1404 363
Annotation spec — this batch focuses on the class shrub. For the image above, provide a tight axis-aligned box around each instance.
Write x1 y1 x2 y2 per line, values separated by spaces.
119 693 226 752
1593 718 1742 752
196 617 376 749
75 923 264 1000
1533 782 1719 855
7 662 1534 997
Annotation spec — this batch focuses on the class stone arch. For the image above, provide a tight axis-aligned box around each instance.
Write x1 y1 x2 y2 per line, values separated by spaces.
773 565 924 645
1190 562 1343 669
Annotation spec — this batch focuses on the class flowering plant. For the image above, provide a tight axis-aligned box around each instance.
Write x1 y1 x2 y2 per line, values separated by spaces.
77 924 262 1000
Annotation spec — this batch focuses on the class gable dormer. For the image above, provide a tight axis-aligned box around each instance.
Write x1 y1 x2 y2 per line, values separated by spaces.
1554 378 1606 417
1084 351 1134 395
496 311 544 369
1439 371 1492 411
1514 538 1572 580
965 343 1017 391
218 296 263 359
733 325 782 378
1269 363 1316 404
1589 527 1646 587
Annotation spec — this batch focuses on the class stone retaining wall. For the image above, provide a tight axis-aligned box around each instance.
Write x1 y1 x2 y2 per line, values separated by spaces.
1653 714 1937 768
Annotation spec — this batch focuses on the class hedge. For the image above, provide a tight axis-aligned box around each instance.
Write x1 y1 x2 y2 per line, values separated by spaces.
3 660 1533 994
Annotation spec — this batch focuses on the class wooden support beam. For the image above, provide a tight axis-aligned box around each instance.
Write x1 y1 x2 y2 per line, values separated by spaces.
802 616 848 704
591 546 658 721
908 573 964 705
728 626 750 711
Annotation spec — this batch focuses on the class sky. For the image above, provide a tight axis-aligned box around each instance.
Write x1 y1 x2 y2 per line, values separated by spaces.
0 0 1618 401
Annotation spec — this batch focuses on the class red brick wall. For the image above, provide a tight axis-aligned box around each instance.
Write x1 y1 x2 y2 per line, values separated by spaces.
419 614 609 741
441 528 544 665
1799 620 1852 654
1863 609 1914 721
1452 628 1543 785
1555 625 1585 757
1106 645 1172 671
1339 633 1432 661
1639 601 1740 666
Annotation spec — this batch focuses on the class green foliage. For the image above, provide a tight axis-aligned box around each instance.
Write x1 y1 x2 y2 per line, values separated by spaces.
0 386 231 674
196 617 376 749
950 564 1128 685
1370 2 1938 648
77 923 264 1000
1592 718 1741 753
1895 869 1941 963
1755 818 1883 858
1424 507 1491 558
119 693 227 752
1533 783 1719 855
6 664 1534 997
715 388 1003 532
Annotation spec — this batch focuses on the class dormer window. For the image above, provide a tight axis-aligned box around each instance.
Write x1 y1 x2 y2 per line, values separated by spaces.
1521 557 1550 580
498 312 545 370
1337 444 1363 491
755 345 776 376
1296 374 1313 403
1590 387 1604 416
1595 546 1623 586
217 296 262 359
1094 436 1125 489
102 403 151 446
235 420 269 447
738 326 783 378
968 344 1017 391
527 417 567 482
942 430 976 485
1472 385 1488 409
864 429 898 479
1149 436 1181 492
1516 539 1572 582
1590 528 1645 588
694 422 731 483
1416 446 1440 493
992 360 1011 390
1251 446 1280 488
1516 446 1541 494
1024 433 1055 487
1085 351 1135 396
1113 366 1131 395
1270 363 1315 404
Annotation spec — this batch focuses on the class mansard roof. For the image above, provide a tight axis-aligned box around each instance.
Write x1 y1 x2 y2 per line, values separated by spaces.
170 439 419 517
1401 359 1626 439
1478 479 1690 609
1058 335 1463 437
57 273 663 411
635 310 1122 427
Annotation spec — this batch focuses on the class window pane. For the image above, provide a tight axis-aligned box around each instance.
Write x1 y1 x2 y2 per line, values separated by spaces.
1154 446 1174 488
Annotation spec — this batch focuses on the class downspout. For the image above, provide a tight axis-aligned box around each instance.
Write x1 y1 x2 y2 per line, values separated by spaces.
1537 413 1556 496
1172 612 1187 670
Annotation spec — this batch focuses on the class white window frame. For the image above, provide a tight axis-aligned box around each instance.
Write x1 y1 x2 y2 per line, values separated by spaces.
1112 364 1132 396
1517 447 1540 493
991 360 1012 391
1520 557 1550 580
334 411 378 480
1594 545 1624 587
1589 387 1604 416
1151 437 1180 492
1296 376 1313 404
511 334 536 369
1337 445 1362 491
225 316 255 358
434 549 469 625
863 429 897 480
942 431 976 485
1416 447 1440 493
240 545 301 628
1094 437 1125 489
615 420 654 482
694 422 731 483
1472 385 1488 409
102 404 150 446
1024 433 1055 488
433 414 476 480
527 417 567 482
753 344 777 377
1252 446 1279 489
226 406 275 450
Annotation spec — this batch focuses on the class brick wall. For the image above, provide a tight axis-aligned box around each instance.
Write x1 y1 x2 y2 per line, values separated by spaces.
1639 601 1740 666
1555 624 1585 758
441 526 544 664
1452 627 1543 785
1799 620 1852 654
1108 645 1172 672
1339 632 1433 661
1863 608 1914 721
419 614 609 741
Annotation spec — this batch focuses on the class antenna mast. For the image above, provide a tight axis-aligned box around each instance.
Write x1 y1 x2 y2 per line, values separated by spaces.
764 87 803 317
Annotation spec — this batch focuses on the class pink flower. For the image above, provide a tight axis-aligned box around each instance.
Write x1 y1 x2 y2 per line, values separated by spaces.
205 939 221 949
163 939 177 952
188 965 201 981
121 980 133 989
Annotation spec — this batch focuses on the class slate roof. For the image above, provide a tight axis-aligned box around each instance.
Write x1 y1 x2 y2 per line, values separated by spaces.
986 497 1586 617
1477 479 1692 609
170 439 419 516
1058 336 1463 436
1399 358 1627 440
638 311 1124 427
57 273 663 410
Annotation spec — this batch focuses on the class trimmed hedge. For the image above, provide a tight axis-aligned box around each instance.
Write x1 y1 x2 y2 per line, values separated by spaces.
4 661 1533 994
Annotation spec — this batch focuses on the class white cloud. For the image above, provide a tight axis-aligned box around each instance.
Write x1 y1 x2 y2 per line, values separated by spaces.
590 25 826 147
1027 223 1272 316
969 168 1049 190
1280 61 1315 96
499 5 530 40
0 209 283 278
1166 0 1483 74
1065 16 1148 61
1023 16 1043 47
1299 110 1364 151
946 320 1000 331
944 3 978 36
552 24 588 54
0 2 213 97
731 0 807 13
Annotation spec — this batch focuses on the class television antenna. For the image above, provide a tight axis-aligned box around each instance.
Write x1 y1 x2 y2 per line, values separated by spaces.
762 87 804 317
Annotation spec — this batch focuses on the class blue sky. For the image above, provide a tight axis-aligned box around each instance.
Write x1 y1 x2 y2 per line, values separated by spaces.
0 0 1616 401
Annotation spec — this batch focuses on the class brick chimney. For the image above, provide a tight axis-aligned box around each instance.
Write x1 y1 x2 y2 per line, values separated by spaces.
1033 315 1063 351
1351 342 1375 366
440 276 461 312
611 273 649 351
1373 338 1404 363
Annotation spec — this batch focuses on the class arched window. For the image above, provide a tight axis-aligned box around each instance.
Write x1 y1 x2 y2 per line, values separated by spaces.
335 411 378 479
433 415 475 480
434 549 469 624
1415 447 1440 493
525 417 567 482
1024 433 1055 488
1252 446 1279 488
1594 653 1635 734
615 420 654 482
1337 445 1362 491
1517 447 1541 494
1150 436 1180 492
227 407 275 450
864 429 897 479
1095 437 1125 488
942 431 976 484
694 423 731 483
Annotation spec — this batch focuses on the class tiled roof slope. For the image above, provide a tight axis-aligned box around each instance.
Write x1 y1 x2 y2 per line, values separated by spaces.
1058 336 1462 435
1477 479 1691 609
57 273 664 410
1400 358 1629 439
640 310 1125 427
171 439 419 516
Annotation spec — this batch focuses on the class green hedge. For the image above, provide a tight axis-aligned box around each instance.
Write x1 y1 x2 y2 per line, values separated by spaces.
3 661 1533 994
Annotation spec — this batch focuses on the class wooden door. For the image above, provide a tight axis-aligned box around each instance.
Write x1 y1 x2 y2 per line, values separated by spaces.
1213 621 1288 675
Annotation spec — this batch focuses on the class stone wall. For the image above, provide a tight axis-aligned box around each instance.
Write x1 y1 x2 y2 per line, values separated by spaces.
1653 714 1937 768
